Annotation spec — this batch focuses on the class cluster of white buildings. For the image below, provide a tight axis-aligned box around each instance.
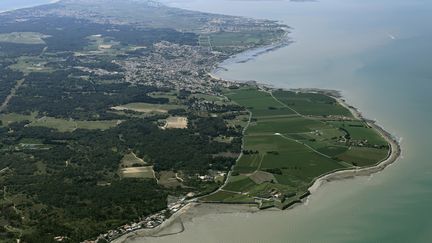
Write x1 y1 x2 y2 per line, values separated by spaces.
90 200 188 242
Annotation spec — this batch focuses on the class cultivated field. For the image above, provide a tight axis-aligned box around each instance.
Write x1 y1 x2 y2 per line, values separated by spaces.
162 116 188 129
120 166 155 179
225 88 296 117
273 90 353 117
201 86 390 208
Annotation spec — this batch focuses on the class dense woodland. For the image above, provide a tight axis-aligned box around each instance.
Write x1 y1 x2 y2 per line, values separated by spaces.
0 63 23 102
0 4 243 242
9 70 168 119
0 109 242 241
0 16 198 56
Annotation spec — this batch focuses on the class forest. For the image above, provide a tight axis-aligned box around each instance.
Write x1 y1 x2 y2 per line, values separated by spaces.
0 0 290 241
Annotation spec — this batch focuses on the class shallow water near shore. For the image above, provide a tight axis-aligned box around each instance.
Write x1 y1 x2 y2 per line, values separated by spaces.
131 0 432 242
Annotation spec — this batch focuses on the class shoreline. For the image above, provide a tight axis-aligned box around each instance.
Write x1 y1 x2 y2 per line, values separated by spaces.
0 2 403 242
107 19 400 243
111 203 195 243
111 203 261 243
306 94 401 194
114 78 401 242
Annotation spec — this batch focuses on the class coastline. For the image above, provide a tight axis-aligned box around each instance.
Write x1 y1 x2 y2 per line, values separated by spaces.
0 1 408 242
112 203 261 243
87 12 400 242
215 80 401 206
210 35 292 80
114 76 401 242
111 203 195 243
306 95 401 194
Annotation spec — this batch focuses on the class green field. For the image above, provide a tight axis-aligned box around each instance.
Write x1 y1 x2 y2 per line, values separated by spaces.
9 56 54 74
225 88 296 117
201 191 255 203
273 90 353 117
223 177 257 192
328 121 389 146
31 117 120 132
202 86 390 208
337 147 389 166
247 116 328 134
0 113 120 132
234 154 262 173
0 113 34 125
0 32 48 44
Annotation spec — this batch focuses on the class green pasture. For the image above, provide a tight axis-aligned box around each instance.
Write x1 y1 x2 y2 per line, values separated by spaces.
247 116 328 135
337 147 389 166
225 87 296 117
273 90 352 117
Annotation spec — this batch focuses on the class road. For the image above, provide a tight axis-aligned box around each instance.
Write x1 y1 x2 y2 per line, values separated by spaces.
0 79 24 113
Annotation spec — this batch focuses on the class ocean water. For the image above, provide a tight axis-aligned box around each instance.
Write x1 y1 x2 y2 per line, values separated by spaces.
135 0 432 242
0 0 55 12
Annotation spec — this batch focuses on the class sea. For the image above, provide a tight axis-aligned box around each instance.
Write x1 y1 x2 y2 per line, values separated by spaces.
136 0 432 242
0 0 55 13
4 0 432 242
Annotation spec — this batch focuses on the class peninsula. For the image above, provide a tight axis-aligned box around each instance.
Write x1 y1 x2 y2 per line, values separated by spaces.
0 0 399 242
